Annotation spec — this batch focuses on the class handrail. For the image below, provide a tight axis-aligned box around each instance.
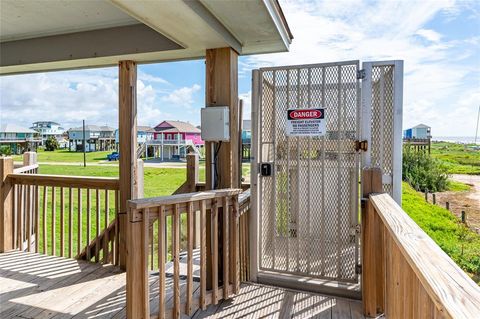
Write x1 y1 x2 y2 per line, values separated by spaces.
128 189 241 209
8 173 119 190
368 193 480 318
13 164 39 174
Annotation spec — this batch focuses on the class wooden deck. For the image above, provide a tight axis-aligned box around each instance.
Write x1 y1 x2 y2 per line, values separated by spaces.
0 251 363 318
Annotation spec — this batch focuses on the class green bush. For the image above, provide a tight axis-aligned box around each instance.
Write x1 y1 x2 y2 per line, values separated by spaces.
0 145 12 156
402 146 448 192
45 136 59 151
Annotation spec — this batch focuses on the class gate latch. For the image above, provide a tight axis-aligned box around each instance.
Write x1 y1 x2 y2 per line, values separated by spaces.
355 140 368 152
260 163 273 176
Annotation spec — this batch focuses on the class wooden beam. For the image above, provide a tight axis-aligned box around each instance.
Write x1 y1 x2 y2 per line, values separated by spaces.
119 60 138 270
0 157 14 252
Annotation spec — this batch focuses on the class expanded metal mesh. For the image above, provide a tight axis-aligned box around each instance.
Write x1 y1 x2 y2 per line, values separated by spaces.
370 65 395 196
258 62 360 283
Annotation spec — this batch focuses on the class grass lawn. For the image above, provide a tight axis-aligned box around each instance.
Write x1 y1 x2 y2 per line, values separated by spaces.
14 149 113 163
431 142 480 175
446 180 472 192
402 181 480 283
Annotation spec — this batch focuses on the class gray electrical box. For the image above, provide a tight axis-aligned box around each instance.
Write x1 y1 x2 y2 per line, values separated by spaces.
200 107 230 141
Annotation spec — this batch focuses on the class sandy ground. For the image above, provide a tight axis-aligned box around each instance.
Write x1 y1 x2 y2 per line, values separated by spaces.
435 174 480 233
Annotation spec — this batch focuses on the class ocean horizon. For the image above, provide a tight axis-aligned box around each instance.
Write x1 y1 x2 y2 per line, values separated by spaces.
433 136 480 145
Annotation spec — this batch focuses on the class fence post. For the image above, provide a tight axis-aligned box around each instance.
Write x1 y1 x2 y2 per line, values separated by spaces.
362 167 384 318
0 157 14 252
126 207 149 319
23 152 37 166
461 211 466 224
446 202 450 211
186 153 200 248
424 190 428 202
137 159 144 199
432 193 436 205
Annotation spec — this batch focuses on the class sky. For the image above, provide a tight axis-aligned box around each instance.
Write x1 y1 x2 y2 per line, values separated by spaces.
0 0 479 137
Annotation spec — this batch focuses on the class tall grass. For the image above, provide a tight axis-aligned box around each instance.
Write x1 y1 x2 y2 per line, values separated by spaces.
402 146 448 192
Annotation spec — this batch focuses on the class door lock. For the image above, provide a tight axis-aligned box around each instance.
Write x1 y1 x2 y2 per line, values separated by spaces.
260 163 273 176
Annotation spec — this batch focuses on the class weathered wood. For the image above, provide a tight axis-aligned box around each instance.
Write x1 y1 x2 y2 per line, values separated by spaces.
60 187 65 256
17 185 24 250
200 200 207 310
34 185 39 253
370 193 480 318
231 195 240 293
158 205 166 319
222 197 229 299
96 189 100 263
51 186 56 255
86 188 91 261
361 168 383 317
77 188 82 257
173 204 181 319
186 201 194 315
42 185 47 254
126 207 149 318
119 60 138 270
69 187 73 258
129 189 242 209
8 173 119 190
104 189 109 263
212 199 219 305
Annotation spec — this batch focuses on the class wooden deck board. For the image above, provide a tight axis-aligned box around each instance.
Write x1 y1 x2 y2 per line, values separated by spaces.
1 251 362 319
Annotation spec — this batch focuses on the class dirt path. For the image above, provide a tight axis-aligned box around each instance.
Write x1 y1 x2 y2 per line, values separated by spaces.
435 174 480 233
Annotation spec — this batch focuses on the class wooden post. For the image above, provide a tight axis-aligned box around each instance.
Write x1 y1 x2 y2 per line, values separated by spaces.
432 193 436 205
424 190 428 202
0 157 14 252
126 208 149 319
205 47 240 291
118 60 138 270
461 211 466 224
362 167 384 317
186 153 200 248
446 202 450 211
23 152 37 166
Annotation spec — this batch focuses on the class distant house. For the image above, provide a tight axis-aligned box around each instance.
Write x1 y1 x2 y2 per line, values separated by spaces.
403 124 431 139
114 125 155 145
0 123 41 154
30 121 65 146
241 120 251 161
149 120 203 160
68 125 115 152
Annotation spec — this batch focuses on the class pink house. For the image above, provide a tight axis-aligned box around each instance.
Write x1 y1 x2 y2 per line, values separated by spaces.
149 120 203 160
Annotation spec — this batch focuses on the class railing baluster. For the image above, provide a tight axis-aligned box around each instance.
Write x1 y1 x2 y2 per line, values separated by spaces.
60 187 64 257
42 186 47 254
212 198 219 305
95 189 100 263
86 188 91 261
149 223 154 270
114 189 119 265
158 205 166 319
232 195 240 293
69 187 73 258
222 197 229 299
18 185 24 250
104 189 109 263
186 201 194 315
51 186 56 255
173 203 181 319
35 185 39 253
77 188 82 257
26 185 31 252
200 200 207 310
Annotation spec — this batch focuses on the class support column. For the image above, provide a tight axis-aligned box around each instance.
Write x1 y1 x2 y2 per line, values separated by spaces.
205 47 240 189
205 47 240 292
0 157 14 252
119 60 138 270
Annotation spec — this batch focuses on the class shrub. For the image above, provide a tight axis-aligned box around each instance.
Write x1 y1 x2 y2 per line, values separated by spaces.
45 136 59 151
402 146 448 192
0 145 12 156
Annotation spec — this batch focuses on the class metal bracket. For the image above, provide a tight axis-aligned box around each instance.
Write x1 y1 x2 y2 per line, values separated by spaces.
355 264 362 274
355 140 368 152
357 69 366 80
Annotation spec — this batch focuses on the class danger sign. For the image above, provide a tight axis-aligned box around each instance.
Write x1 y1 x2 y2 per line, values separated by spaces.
286 108 326 136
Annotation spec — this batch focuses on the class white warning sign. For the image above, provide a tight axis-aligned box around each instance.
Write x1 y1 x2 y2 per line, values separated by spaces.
286 108 326 137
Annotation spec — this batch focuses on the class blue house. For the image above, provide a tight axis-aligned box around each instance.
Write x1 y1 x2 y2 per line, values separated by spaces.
403 124 431 139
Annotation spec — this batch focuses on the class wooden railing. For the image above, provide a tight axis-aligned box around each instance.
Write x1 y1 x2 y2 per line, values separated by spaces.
238 188 250 282
362 168 480 318
126 188 242 319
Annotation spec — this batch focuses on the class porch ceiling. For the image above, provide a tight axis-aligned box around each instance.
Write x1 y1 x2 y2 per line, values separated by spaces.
0 0 292 75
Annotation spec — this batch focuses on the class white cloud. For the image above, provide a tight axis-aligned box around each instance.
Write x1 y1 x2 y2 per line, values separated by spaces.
241 0 479 136
416 29 442 42
161 84 201 107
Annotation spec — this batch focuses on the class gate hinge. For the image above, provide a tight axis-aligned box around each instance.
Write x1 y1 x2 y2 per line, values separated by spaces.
355 140 368 152
355 264 362 275
357 69 366 80
349 224 361 235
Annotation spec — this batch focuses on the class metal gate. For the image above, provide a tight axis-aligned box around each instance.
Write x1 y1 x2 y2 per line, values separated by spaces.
252 61 361 283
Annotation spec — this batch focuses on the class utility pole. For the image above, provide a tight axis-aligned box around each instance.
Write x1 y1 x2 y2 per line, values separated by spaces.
83 120 86 167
